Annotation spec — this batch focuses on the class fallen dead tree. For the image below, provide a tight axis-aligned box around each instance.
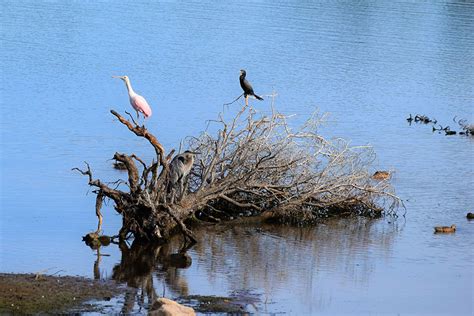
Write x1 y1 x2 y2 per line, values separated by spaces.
75 105 400 244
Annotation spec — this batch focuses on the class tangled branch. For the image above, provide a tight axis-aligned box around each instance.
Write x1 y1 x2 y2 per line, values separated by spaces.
75 104 401 244
187 105 400 223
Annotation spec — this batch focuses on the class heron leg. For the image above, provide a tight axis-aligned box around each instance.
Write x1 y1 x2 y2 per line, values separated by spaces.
169 188 175 204
177 179 184 201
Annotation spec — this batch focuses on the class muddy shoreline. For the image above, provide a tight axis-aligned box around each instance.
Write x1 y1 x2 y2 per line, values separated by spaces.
0 272 254 314
0 273 127 314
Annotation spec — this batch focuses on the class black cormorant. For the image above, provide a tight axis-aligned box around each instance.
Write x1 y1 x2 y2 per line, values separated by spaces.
239 69 263 105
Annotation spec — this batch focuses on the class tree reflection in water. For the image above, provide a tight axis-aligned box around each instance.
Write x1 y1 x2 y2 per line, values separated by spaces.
188 217 403 311
110 239 192 313
90 217 402 313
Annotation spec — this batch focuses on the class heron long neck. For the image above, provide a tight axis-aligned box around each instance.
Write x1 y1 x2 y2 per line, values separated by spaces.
183 156 194 173
124 78 136 96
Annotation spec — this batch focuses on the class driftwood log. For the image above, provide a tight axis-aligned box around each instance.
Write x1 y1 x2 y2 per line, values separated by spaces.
75 105 400 244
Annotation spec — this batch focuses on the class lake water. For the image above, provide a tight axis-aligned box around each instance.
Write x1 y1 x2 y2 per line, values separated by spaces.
1 1 473 314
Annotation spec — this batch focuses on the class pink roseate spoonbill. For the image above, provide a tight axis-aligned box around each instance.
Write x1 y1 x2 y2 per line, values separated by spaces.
112 75 152 121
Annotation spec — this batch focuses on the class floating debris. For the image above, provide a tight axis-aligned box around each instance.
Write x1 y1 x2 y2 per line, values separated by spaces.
432 125 457 136
407 114 473 137
454 117 474 136
414 114 435 124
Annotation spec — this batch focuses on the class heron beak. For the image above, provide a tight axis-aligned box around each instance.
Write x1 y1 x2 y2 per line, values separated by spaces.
112 75 124 80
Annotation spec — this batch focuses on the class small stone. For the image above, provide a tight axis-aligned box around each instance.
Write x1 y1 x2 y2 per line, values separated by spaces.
149 298 195 316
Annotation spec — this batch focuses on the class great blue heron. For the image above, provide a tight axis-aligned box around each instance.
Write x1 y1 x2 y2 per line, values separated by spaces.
167 151 197 203
239 69 263 106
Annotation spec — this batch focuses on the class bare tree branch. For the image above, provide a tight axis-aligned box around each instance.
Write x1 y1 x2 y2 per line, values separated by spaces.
111 110 166 166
